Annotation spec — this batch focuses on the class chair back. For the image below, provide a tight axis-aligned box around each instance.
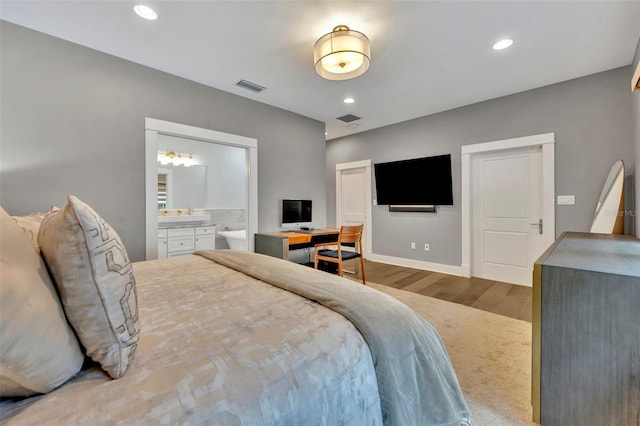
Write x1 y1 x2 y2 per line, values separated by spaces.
339 224 364 247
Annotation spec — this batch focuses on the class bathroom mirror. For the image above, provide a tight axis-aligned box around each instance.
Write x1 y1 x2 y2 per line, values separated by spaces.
590 160 624 234
157 164 207 209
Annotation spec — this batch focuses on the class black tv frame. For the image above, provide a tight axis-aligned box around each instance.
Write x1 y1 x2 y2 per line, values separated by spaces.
374 154 453 212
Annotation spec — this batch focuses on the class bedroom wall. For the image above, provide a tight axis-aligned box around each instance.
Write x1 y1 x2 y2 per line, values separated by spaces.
0 21 327 261
326 66 635 267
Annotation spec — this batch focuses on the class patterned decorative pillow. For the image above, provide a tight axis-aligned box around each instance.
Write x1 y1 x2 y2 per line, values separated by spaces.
0 207 84 397
38 196 140 379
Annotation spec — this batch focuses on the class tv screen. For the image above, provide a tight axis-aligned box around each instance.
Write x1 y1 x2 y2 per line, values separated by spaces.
282 199 312 224
374 154 453 205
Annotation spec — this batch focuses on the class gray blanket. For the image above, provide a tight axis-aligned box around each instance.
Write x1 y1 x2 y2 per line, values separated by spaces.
195 250 471 426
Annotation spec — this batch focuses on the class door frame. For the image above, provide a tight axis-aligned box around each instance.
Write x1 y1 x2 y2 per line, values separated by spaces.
145 118 258 260
336 159 373 258
461 133 555 278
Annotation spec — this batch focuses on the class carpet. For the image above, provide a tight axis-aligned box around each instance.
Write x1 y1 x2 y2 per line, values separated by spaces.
369 282 534 426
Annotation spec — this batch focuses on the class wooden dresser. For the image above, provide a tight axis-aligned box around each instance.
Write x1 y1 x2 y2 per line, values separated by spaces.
532 232 640 425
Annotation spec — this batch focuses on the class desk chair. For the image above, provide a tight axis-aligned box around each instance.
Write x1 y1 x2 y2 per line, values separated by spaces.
313 224 366 285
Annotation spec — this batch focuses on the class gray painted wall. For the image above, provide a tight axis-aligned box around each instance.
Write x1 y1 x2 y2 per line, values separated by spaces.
0 22 326 261
327 67 634 266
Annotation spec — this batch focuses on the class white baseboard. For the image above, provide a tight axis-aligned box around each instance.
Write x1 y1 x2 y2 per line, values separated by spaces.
367 253 464 276
461 263 471 278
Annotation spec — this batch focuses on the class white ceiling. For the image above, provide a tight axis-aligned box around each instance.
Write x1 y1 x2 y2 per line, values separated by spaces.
2 1 639 140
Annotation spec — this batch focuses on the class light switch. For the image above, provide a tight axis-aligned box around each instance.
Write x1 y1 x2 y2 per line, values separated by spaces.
557 195 575 205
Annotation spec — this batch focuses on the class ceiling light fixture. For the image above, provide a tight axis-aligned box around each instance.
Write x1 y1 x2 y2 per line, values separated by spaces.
314 25 371 81
343 97 355 104
134 4 158 21
493 39 513 50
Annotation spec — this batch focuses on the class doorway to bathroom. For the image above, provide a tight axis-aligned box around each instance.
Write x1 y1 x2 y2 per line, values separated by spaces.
144 118 258 260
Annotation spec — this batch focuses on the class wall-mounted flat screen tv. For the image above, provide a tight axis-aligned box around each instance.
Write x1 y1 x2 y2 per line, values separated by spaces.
374 154 453 205
282 199 312 228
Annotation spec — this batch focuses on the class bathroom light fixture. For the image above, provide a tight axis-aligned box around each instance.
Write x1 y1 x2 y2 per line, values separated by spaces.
343 97 355 104
157 151 195 167
134 4 158 21
493 38 513 50
314 25 371 81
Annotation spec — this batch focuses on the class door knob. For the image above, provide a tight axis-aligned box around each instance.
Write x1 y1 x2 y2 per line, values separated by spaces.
529 219 543 235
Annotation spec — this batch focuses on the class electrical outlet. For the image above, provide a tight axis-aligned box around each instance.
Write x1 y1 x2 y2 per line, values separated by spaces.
424 243 430 251
411 242 416 249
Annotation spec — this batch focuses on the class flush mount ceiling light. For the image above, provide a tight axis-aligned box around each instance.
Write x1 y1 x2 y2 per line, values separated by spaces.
134 4 158 21
493 38 513 50
314 25 371 81
343 97 355 104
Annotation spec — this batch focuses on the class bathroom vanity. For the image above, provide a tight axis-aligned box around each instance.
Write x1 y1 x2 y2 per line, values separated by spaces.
157 224 216 258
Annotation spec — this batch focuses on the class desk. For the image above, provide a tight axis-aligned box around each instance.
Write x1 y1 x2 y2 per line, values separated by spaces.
254 228 339 261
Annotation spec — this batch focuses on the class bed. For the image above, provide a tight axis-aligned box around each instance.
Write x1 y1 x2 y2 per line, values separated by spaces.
0 197 470 425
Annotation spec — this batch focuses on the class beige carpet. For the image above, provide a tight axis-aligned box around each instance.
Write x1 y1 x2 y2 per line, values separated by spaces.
370 282 534 426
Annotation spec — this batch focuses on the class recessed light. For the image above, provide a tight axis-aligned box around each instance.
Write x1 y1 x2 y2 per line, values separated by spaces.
344 97 355 104
134 4 158 20
493 39 513 50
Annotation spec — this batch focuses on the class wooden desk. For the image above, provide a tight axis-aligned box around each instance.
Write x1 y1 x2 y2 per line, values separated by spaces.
255 228 339 261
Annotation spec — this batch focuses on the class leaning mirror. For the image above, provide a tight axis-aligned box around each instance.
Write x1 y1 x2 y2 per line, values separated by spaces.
590 160 624 234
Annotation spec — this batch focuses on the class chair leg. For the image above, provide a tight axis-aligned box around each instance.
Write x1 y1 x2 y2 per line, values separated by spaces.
338 260 343 277
314 258 319 269
360 257 366 285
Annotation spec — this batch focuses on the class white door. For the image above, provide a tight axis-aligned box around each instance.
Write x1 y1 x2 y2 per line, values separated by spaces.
336 160 372 257
471 146 546 286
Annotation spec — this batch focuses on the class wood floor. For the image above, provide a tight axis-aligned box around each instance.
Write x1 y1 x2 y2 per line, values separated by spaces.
345 259 532 322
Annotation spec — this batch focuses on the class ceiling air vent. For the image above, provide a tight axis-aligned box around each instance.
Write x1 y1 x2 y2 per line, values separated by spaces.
235 79 266 93
336 114 361 123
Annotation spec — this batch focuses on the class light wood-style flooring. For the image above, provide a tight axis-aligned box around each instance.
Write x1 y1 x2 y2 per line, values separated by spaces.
345 259 532 322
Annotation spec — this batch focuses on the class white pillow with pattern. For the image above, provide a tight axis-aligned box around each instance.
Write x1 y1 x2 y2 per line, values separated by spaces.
39 196 140 379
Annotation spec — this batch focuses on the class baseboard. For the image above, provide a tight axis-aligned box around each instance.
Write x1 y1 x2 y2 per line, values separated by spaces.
461 263 471 278
367 253 464 276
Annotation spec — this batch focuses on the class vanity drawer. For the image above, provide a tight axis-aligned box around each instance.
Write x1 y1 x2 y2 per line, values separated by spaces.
167 236 195 252
196 226 216 236
167 251 192 257
167 227 195 238
158 229 168 239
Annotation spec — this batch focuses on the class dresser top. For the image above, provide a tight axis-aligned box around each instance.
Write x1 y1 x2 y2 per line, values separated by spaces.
537 232 640 278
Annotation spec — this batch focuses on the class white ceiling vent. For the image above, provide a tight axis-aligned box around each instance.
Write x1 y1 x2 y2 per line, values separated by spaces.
235 79 266 93
336 114 361 123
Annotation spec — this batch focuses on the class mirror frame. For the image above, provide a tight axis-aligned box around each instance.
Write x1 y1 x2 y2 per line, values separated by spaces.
590 160 625 234
144 118 258 260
